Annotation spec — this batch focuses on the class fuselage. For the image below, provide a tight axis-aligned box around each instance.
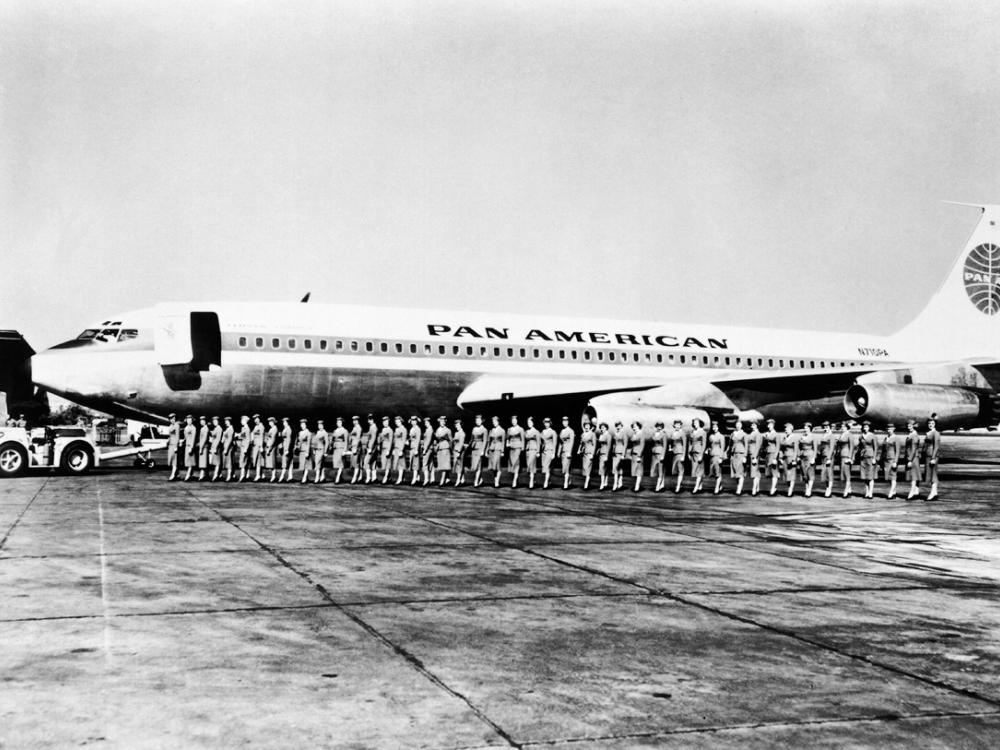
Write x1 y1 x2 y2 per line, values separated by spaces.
30 301 916 425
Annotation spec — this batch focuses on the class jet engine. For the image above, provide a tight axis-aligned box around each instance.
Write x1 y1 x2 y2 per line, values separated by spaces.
843 383 983 430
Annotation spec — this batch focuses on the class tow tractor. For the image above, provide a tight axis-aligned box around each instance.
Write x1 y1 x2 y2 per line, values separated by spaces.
0 425 99 477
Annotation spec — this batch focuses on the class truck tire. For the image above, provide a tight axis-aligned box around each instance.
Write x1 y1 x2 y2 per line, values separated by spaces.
0 443 28 477
61 443 94 475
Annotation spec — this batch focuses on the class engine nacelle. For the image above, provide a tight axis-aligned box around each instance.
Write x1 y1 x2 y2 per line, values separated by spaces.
844 383 982 430
585 393 712 438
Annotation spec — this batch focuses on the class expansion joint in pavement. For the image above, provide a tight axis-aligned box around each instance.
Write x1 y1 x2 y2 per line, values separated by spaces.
0 477 48 552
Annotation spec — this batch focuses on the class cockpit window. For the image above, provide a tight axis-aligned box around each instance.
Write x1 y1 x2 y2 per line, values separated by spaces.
119 329 138 341
94 328 120 342
77 329 99 340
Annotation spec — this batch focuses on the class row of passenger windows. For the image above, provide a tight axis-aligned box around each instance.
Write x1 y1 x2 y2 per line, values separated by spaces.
234 335 871 370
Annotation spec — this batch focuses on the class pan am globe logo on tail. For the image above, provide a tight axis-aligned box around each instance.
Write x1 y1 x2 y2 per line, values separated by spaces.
963 243 1000 315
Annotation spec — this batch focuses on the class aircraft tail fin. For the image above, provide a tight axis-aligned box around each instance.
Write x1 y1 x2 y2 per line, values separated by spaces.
893 204 1000 360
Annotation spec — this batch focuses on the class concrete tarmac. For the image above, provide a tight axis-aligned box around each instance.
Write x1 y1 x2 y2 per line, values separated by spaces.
3 447 1000 748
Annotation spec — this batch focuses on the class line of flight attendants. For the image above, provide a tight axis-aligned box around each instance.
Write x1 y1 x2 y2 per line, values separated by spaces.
162 411 942 501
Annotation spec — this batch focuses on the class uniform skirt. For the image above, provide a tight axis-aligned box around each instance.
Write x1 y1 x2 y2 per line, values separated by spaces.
167 443 178 465
541 452 554 470
298 450 311 471
470 448 485 467
198 445 209 469
749 457 761 479
650 455 664 477
799 457 814 482
312 449 326 467
782 455 797 481
859 457 876 481
508 448 522 470
264 447 275 470
819 459 834 483
839 458 852 480
488 450 502 471
391 450 405 470
422 449 433 468
883 460 898 481
765 458 780 478
907 457 921 481
672 454 685 475
691 455 705 478
581 454 593 476
525 449 538 472
924 460 938 483
598 453 611 475
708 455 722 478
332 448 345 469
730 454 745 477
436 449 451 471
631 455 644 477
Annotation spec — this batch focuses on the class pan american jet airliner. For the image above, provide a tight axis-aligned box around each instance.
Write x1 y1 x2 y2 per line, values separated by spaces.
12 204 1000 433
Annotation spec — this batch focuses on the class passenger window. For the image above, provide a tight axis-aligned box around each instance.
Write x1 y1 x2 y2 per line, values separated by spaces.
238 336 247 347
789 360 795 368
768 359 774 368
467 346 473 356
452 345 459 355
304 339 312 350
656 354 662 363
820 361 825 369
272 338 280 348
320 340 328 350
424 344 431 355
351 341 358 352
480 346 487 356
584 351 591 361
507 348 513 357
396 343 403 353
410 343 417 354
680 355 686 364
255 337 264 348
493 347 500 357
547 350 553 359
558 350 565 359
702 356 709 365
289 339 297 349
438 345 445 355
571 350 578 360
365 342 374 352
597 351 605 361
380 342 388 353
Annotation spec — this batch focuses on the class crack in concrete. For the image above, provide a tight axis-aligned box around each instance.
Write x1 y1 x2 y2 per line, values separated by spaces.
182 486 524 749
0 478 49 551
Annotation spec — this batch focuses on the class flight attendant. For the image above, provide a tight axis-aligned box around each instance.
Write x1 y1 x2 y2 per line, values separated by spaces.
798 421 816 497
312 419 329 483
836 421 857 498
209 416 223 482
779 422 798 496
391 416 407 485
166 413 180 481
905 419 922 500
408 416 423 485
331 416 349 484
349 416 363 484
611 421 628 491
650 422 667 492
470 415 488 487
628 421 645 492
278 417 294 483
487 416 506 488
540 418 558 489
297 418 313 484
420 417 435 486
688 418 707 494
816 421 835 497
506 416 525 488
577 421 596 490
924 418 941 501
597 422 613 491
524 417 541 489
197 416 210 481
857 421 879 499
558 416 575 490
670 419 687 493
452 418 467 486
221 416 235 482
707 421 726 494
879 422 901 499
747 421 762 496
250 414 265 481
434 416 453 486
183 415 197 481
728 420 747 496
363 415 378 483
264 417 278 482
377 416 392 483
762 419 780 496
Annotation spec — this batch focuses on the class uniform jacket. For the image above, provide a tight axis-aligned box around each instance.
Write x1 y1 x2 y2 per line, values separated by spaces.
729 429 747 456
540 428 557 456
524 427 540 453
578 430 596 457
708 432 725 459
558 427 575 457
506 425 525 449
488 426 506 453
470 425 488 451
747 430 762 459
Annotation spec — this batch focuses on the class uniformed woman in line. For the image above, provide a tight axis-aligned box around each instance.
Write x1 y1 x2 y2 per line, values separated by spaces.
857 420 879 499
209 416 223 482
420 417 435 486
312 419 329 483
728 420 747 496
406 416 422 485
836 421 857 498
166 413 180 481
611 421 627 491
433 416 452 486
377 416 392 483
816 421 835 497
669 419 687 493
524 417 541 489
797 422 816 497
650 422 667 492
390 416 407 485
506 415 525 488
348 416 363 484
250 414 265 481
362 415 378 483
923 418 941 501
221 416 235 482
558 417 575 490
746 421 762 496
577 421 596 490
707 421 726 495
197 415 210 482
278 417 294 483
540 418 557 489
762 419 780 496
905 419 922 500
487 416 505 488
183 414 197 481
451 418 467 486
296 418 312 484
879 422 901 499
597 422 613 491
331 416 349 484
470 415 488 487
263 417 278 482
688 418 707 494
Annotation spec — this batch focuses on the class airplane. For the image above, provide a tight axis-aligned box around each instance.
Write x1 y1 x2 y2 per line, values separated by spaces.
7 203 1000 434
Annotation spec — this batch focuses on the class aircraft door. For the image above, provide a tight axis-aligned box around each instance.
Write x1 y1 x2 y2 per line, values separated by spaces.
155 312 221 391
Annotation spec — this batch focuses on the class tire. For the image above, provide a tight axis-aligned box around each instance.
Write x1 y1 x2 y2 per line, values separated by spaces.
0 443 28 477
61 443 94 475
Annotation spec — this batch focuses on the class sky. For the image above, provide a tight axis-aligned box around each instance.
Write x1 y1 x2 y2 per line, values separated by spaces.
3 0 1000 351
